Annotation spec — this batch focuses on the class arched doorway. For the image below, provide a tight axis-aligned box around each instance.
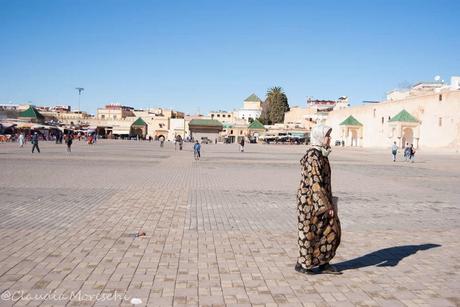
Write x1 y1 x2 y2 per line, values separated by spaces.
130 127 143 138
402 128 414 147
351 129 358 146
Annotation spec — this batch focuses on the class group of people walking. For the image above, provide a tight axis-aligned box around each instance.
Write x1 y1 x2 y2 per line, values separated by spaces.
17 132 76 153
17 132 42 153
391 142 416 162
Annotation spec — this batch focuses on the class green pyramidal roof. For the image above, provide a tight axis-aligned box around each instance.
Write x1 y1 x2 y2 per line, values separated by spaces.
223 123 233 128
244 93 262 102
132 117 147 126
340 115 363 126
389 109 418 123
18 106 44 119
248 119 264 130
189 119 223 127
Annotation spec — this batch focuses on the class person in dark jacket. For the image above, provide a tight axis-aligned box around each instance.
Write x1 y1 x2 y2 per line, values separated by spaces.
31 132 40 153
65 134 73 152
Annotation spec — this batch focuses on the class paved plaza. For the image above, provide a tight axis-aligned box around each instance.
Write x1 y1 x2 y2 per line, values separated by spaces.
0 140 459 307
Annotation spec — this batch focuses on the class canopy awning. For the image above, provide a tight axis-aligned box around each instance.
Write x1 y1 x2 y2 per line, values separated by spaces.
112 129 130 135
0 123 17 128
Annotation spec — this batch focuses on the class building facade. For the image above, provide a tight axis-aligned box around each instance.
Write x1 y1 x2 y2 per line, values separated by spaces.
208 111 235 123
326 77 460 149
237 94 263 123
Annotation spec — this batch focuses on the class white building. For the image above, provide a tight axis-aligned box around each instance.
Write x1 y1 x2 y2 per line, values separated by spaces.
326 76 460 149
208 110 235 123
237 94 263 123
306 96 349 123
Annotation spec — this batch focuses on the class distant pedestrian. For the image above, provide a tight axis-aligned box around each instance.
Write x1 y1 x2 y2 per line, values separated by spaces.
341 140 345 147
403 143 410 162
160 136 165 148
391 141 398 162
18 133 25 148
178 136 183 151
65 134 73 152
31 132 40 153
240 138 245 152
193 140 201 160
409 144 416 163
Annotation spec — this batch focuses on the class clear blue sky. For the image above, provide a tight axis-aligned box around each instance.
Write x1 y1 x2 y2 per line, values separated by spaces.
1 0 459 114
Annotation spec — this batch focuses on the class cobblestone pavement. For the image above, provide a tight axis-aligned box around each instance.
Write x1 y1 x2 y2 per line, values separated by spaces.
0 140 459 307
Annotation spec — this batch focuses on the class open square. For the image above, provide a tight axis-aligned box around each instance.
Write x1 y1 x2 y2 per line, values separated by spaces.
0 141 459 306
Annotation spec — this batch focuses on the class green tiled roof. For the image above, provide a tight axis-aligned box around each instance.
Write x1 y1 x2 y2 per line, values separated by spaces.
244 93 262 102
131 117 147 126
248 119 264 130
189 119 223 127
340 115 363 126
223 123 233 128
389 109 418 123
18 106 44 119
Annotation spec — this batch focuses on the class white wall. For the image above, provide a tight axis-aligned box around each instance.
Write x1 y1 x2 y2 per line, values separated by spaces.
326 90 460 149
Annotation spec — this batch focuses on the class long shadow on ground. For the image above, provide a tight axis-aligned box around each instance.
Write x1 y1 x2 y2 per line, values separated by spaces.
335 243 441 271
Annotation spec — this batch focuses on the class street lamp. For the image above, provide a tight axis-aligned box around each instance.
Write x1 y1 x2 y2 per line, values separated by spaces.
75 87 84 112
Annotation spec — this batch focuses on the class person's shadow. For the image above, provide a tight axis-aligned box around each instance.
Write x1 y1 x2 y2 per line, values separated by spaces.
334 244 441 271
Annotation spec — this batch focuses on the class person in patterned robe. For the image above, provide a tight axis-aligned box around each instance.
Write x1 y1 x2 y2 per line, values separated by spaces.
295 125 342 275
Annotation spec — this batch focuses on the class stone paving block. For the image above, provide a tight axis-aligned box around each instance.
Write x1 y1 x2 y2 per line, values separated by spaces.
0 142 459 306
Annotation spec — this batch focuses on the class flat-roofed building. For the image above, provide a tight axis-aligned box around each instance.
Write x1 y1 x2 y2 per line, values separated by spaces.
96 103 135 120
326 76 460 149
208 110 234 123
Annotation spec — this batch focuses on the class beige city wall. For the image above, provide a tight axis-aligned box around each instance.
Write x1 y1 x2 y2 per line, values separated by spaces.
326 90 460 149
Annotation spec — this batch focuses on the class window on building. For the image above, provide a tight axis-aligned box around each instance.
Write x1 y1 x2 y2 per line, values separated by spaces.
159 123 164 128
113 115 117 119
439 117 442 127
228 115 231 117
439 94 443 101
240 131 243 135
388 116 391 121
217 114 220 117
373 109 376 118
230 130 233 134
101 115 105 119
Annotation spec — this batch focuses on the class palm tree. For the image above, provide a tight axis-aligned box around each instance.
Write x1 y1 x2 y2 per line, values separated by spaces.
266 86 284 98
266 86 289 124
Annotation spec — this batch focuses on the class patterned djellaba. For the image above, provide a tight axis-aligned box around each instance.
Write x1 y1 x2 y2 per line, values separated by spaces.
297 148 341 269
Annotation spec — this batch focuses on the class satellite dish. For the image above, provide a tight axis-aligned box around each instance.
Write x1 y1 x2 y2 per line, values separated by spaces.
434 75 441 81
